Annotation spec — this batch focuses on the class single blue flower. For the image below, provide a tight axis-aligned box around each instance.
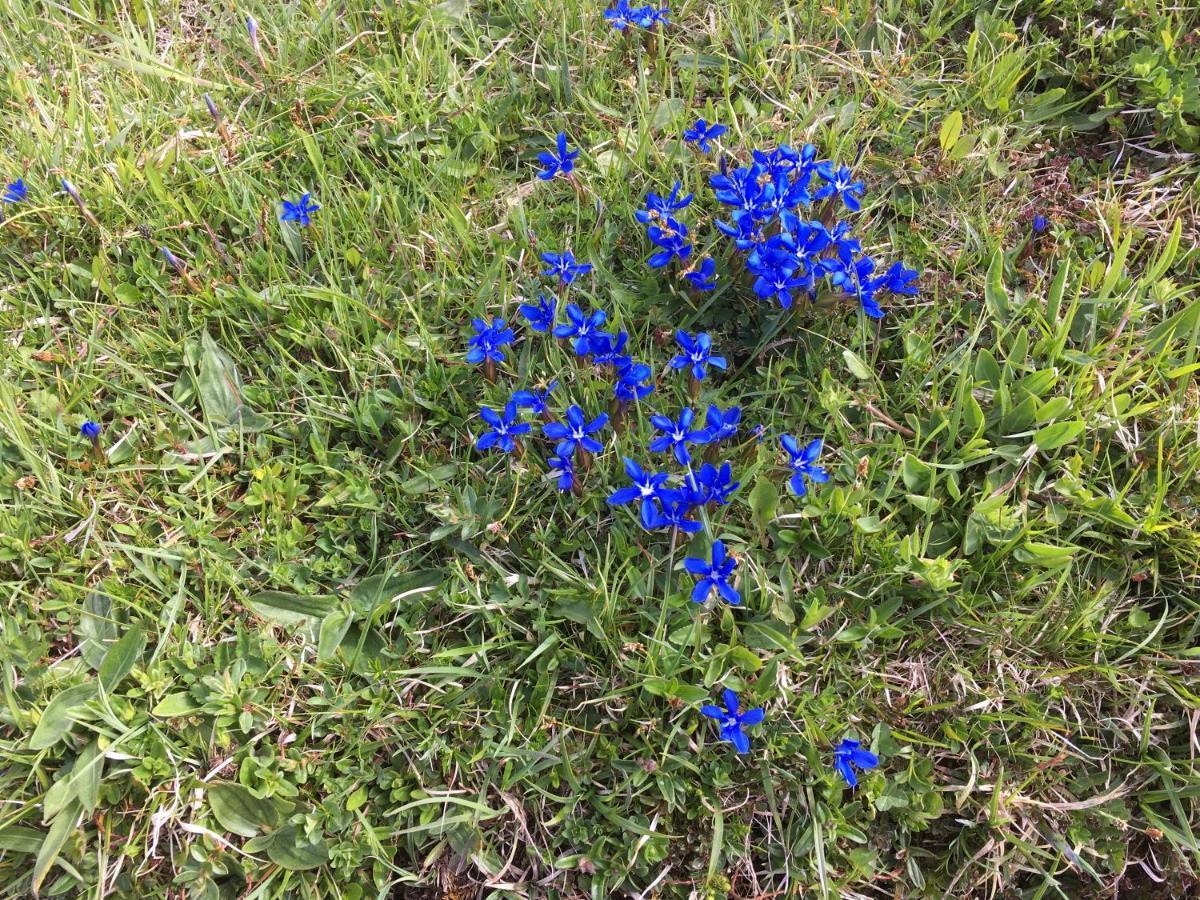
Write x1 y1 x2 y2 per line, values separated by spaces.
814 163 865 212
747 239 808 309
833 738 880 788
648 408 708 466
781 435 829 496
541 250 593 286
280 193 319 226
2 179 27 204
512 380 557 416
553 303 607 354
160 246 186 274
871 261 919 297
684 257 717 291
704 404 741 443
548 454 575 492
715 209 763 251
710 162 767 211
587 330 629 366
700 688 764 754
466 317 515 365
477 402 531 454
537 132 579 180
60 178 83 204
683 119 728 154
518 294 556 332
1032 214 1048 234
246 15 258 42
80 421 102 442
614 359 655 403
646 217 692 269
643 493 702 533
685 461 739 507
636 182 693 224
608 457 670 519
859 287 885 320
603 0 636 28
684 539 740 605
629 5 669 27
669 330 726 382
543 404 608 457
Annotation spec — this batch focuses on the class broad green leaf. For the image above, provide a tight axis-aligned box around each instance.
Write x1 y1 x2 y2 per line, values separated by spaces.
843 349 872 381
78 591 116 671
984 250 1009 321
32 802 78 896
198 332 268 432
349 570 443 619
246 591 336 626
43 741 103 821
0 825 42 854
99 626 145 692
30 684 97 750
938 111 963 156
208 783 281 838
318 609 353 662
750 478 779 534
151 691 199 717
265 824 329 870
1034 421 1084 451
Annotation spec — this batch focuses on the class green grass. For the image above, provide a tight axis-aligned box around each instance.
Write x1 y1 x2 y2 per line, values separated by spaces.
1 0 1199 897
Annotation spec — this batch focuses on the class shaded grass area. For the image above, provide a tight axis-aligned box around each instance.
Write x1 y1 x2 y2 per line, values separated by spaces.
1 0 1198 897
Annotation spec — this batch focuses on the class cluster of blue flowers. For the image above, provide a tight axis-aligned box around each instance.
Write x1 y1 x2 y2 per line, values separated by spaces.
603 2 669 30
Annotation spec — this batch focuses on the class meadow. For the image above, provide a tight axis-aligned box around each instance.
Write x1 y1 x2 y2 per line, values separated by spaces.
1 1 1199 897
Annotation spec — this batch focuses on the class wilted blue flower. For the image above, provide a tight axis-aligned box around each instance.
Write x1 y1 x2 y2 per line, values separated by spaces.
684 539 739 605
685 461 739 506
684 257 717 292
636 182 693 224
518 295 556 332
2 179 27 204
548 454 575 492
160 246 186 274
649 408 708 466
614 359 655 403
80 421 102 442
703 404 741 443
544 405 608 457
669 330 726 382
467 317 515 365
608 457 670 518
281 193 319 226
814 163 865 212
512 380 557 416
781 435 828 496
477 402 530 454
1032 214 1048 234
541 250 593 286
537 132 579 180
647 217 692 269
700 688 764 754
553 303 607 354
833 738 879 788
246 16 258 42
683 119 728 154
644 494 702 533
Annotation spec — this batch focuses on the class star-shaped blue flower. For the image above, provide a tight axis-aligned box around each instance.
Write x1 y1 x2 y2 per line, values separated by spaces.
636 182 694 224
685 461 739 507
781 435 829 496
2 179 27 204
518 295 556 332
683 119 728 154
512 380 557 416
700 688 764 754
80 421 102 442
814 163 865 212
541 250 593 286
646 217 691 269
643 493 702 533
548 454 575 492
537 132 579 180
280 193 320 226
466 317 515 366
614 359 655 403
608 457 670 519
684 257 717 291
669 330 726 382
553 303 607 355
684 539 740 605
703 404 741 443
586 330 629 366
544 405 608 457
477 402 531 454
649 408 708 466
832 738 879 788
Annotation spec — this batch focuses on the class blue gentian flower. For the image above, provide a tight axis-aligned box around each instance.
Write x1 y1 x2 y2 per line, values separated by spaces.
872 261 919 296
608 457 670 518
614 359 655 403
686 461 739 506
603 0 636 28
781 435 828 496
649 408 708 466
477 402 531 454
553 303 607 354
541 250 593 286
814 163 865 212
684 539 740 605
587 330 629 366
1032 214 1048 234
684 257 717 291
2 179 27 204
160 246 186 274
518 294 556 332
246 15 258 42
704 404 741 443
700 688 764 754
537 132 579 180
512 380 557 416
280 193 319 226
710 162 767 211
833 738 880 788
544 405 608 457
683 119 728 154
548 455 575 492
644 494 702 533
466 317 515 365
646 217 692 269
747 240 807 309
669 331 727 382
628 5 669 27
715 209 763 251
80 421 102 442
636 182 693 224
